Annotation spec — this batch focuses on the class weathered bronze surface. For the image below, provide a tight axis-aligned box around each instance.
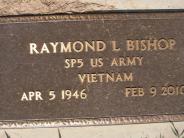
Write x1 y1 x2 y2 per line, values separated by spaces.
0 12 184 128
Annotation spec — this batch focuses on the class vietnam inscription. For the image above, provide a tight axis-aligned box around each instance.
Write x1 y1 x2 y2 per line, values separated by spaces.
0 13 184 125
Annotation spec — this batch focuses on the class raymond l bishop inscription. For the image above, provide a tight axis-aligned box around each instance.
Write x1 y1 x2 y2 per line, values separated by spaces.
0 13 184 127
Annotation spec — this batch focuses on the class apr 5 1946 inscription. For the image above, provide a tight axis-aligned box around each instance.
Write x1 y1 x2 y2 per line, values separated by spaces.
0 13 184 128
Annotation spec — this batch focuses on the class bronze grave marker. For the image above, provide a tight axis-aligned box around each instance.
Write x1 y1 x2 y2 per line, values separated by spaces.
0 12 184 128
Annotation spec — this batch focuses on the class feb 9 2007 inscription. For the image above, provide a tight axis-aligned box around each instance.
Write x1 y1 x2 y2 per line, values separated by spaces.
0 12 184 128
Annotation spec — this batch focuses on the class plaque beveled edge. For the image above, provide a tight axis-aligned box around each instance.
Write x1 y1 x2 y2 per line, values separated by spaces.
0 12 184 128
0 115 184 129
0 12 184 24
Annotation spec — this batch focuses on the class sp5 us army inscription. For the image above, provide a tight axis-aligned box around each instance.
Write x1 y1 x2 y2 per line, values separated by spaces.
0 13 184 128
